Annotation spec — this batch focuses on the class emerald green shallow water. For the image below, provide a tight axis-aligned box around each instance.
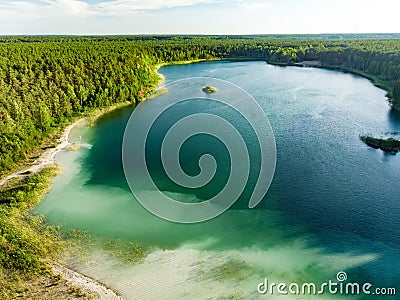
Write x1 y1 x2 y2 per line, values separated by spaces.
35 62 400 298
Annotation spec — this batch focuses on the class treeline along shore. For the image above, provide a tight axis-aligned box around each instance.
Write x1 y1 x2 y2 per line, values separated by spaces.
0 35 400 298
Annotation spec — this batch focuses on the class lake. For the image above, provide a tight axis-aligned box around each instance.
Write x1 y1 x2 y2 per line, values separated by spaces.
35 61 400 299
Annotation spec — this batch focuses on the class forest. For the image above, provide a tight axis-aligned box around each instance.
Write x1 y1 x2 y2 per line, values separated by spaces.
0 35 400 175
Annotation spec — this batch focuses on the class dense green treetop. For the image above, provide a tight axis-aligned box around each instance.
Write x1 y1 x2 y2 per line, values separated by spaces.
0 36 399 175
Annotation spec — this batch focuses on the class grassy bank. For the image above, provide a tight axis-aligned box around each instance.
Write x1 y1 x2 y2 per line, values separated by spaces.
0 167 60 298
0 167 61 270
0 167 106 299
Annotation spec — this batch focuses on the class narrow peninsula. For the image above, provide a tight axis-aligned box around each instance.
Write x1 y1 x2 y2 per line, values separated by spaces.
360 135 400 153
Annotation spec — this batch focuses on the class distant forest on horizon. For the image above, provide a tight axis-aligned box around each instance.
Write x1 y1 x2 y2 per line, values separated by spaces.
1 33 400 42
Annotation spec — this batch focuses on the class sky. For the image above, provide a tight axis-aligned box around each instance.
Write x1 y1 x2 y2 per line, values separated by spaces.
0 0 399 35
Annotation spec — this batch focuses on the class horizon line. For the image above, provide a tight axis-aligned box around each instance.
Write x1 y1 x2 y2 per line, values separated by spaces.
1 33 400 36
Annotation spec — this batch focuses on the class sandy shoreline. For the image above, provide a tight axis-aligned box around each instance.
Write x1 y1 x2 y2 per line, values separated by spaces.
0 118 86 189
0 117 125 299
45 119 125 299
52 263 122 300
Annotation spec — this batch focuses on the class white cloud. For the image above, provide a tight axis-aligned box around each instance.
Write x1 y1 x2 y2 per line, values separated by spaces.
1 0 399 34
234 0 269 11
0 0 95 19
95 0 220 15
240 2 269 11
43 0 95 16
0 0 221 19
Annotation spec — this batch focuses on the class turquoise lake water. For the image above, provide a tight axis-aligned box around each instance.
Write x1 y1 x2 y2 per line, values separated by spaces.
36 61 400 298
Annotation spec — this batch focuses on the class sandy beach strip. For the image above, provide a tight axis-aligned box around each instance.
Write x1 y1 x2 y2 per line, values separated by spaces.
0 118 86 188
52 263 123 300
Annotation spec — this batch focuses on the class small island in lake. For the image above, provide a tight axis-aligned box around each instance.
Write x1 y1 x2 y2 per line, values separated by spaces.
360 135 400 153
202 86 218 93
